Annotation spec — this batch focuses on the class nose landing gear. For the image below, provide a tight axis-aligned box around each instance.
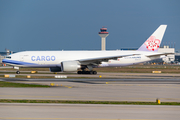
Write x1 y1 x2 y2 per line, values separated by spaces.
16 71 20 74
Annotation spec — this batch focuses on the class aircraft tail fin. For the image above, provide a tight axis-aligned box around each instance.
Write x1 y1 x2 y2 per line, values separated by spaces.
137 25 167 52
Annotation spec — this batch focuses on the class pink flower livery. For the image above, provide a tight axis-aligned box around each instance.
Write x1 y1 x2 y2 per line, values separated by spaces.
144 36 160 51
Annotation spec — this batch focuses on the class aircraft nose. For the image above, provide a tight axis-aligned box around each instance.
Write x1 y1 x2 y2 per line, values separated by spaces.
2 59 7 63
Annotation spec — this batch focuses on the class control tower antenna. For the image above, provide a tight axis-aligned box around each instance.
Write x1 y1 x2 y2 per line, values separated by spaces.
98 27 109 50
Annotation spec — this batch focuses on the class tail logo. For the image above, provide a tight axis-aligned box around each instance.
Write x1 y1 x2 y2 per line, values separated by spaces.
144 36 160 51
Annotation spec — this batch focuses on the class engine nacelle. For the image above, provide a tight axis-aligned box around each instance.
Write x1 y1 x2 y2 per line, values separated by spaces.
49 67 61 72
61 61 81 72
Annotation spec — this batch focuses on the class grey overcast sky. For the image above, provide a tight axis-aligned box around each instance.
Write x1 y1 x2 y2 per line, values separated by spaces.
0 0 180 52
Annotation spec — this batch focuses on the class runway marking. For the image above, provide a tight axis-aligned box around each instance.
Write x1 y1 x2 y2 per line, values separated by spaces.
63 85 72 88
0 118 161 120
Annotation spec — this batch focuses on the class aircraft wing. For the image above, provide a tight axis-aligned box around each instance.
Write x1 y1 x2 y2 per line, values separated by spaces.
146 53 174 57
78 54 139 65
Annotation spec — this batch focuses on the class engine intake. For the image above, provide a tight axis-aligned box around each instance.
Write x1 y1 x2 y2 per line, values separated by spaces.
61 61 81 72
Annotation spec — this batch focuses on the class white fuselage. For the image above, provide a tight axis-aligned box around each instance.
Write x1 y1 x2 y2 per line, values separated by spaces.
3 50 161 68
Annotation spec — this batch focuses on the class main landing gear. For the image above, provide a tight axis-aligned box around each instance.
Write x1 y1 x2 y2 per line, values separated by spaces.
77 71 97 74
77 65 97 74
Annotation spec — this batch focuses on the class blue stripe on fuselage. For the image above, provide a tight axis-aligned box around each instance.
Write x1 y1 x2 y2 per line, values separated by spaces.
2 59 37 65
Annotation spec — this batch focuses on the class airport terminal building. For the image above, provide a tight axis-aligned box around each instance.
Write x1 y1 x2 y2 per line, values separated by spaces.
158 46 175 63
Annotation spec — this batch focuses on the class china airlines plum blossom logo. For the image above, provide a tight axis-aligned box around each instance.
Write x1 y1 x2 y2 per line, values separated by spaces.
144 36 160 51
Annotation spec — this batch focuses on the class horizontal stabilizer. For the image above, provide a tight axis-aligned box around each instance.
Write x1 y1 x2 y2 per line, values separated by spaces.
146 53 174 57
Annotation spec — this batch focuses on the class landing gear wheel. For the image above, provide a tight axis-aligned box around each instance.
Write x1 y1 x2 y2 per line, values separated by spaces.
77 71 82 74
77 71 97 74
93 71 97 74
16 71 20 74
82 71 86 74
89 71 93 74
85 71 89 74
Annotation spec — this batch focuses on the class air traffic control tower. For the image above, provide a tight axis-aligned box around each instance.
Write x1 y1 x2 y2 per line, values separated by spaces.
98 27 109 50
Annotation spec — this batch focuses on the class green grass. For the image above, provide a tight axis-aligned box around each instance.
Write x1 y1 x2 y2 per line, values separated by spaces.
0 99 179 105
0 81 50 87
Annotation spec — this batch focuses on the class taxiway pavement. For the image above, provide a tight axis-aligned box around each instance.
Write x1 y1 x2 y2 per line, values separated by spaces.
0 103 180 120
1 78 180 102
1 74 180 120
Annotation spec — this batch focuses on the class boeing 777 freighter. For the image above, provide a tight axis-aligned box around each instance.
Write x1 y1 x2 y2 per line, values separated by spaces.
2 25 171 74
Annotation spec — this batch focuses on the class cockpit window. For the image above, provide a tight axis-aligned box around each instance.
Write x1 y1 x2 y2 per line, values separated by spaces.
6 56 11 59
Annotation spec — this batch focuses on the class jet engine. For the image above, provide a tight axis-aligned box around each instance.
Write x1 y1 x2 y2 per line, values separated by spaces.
61 61 81 72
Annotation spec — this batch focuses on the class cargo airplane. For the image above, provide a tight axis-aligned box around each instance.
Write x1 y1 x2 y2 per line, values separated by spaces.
3 25 170 74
